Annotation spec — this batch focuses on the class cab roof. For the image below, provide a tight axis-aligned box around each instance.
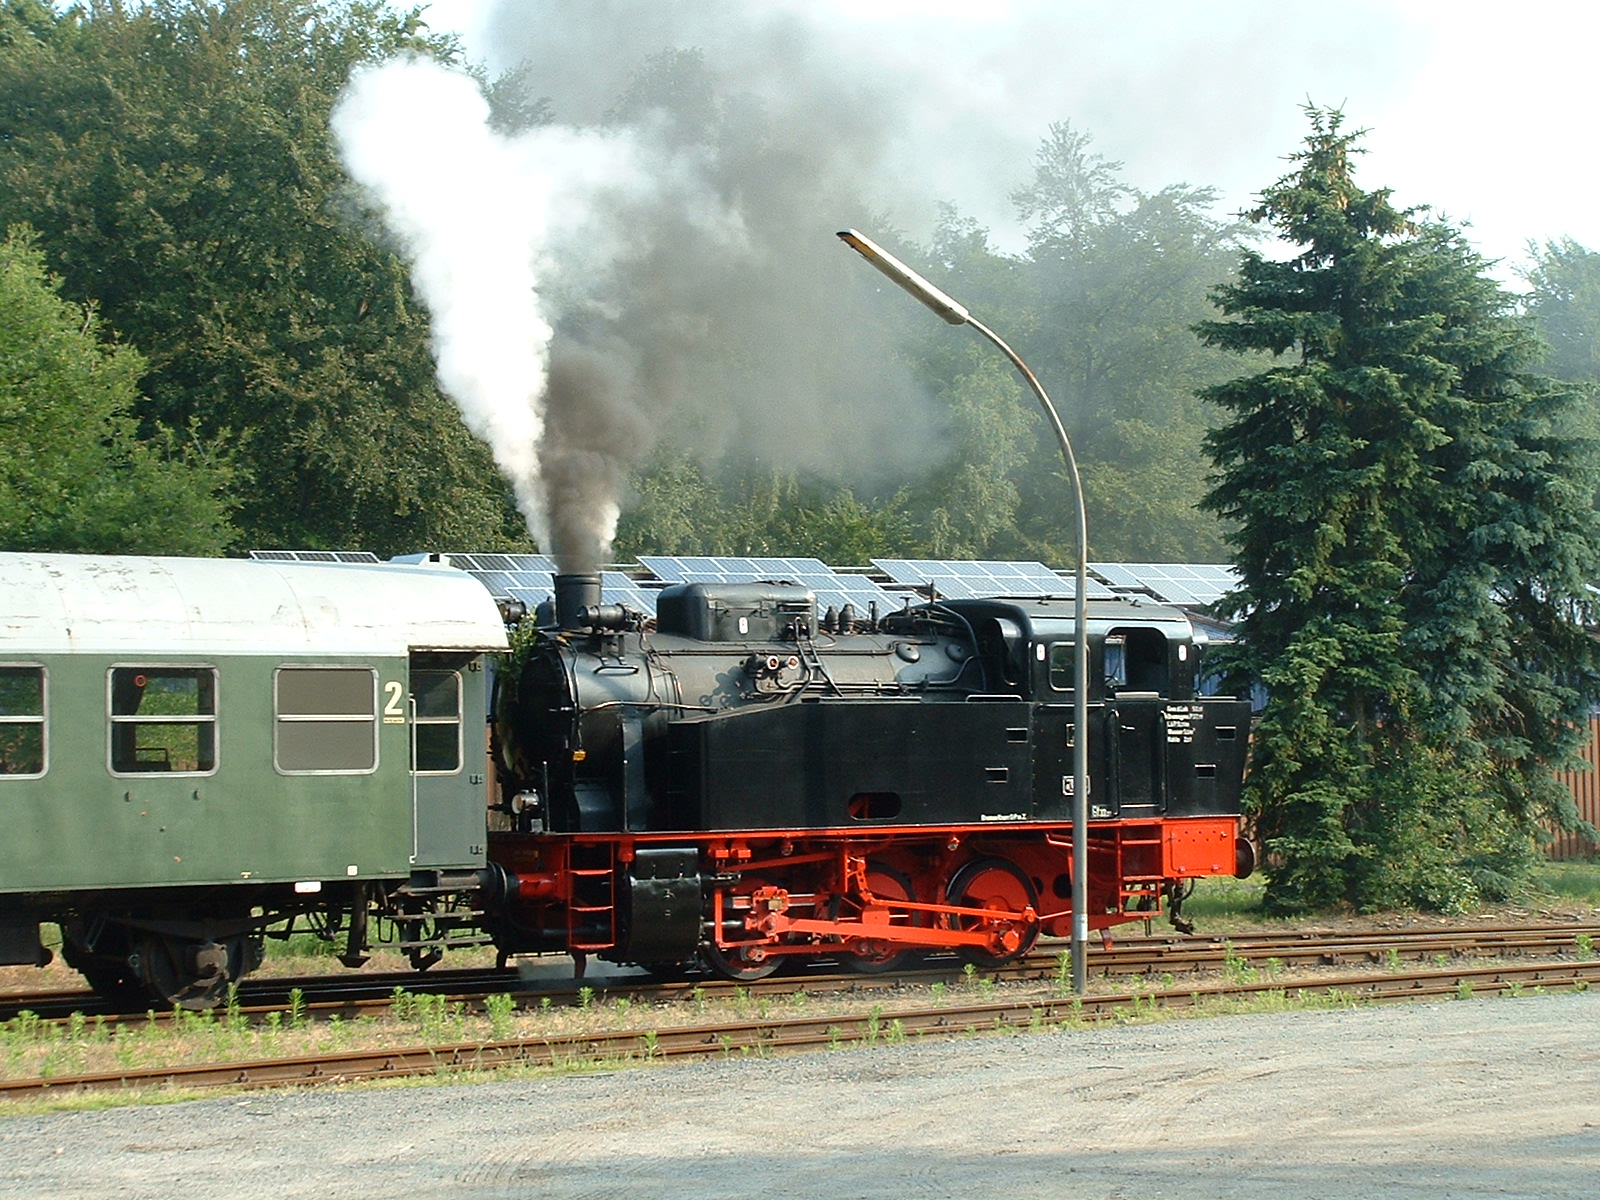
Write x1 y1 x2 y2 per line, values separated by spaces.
0 554 509 657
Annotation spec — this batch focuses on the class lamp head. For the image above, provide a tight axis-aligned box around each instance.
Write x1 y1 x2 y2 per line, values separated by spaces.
837 229 970 326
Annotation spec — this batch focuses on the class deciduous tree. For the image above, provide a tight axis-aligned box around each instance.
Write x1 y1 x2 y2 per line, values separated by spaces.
0 0 524 555
0 227 233 554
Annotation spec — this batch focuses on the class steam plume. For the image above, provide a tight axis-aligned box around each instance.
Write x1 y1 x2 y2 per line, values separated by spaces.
331 58 555 544
333 56 659 570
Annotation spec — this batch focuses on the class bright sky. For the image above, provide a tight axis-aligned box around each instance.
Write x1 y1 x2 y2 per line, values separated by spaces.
420 0 1597 280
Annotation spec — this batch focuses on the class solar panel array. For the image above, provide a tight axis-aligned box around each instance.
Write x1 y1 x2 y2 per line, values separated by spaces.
598 570 663 615
1092 563 1239 607
249 549 381 564
253 548 1243 617
638 556 899 616
385 552 660 615
872 558 1115 600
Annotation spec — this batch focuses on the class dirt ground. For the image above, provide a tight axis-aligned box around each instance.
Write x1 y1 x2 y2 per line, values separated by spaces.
2 990 1598 1199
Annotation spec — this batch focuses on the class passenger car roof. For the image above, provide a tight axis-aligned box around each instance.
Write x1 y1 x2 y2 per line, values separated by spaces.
0 554 509 657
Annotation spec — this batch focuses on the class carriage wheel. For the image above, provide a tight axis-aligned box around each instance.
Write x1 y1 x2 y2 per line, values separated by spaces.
61 925 143 1010
133 933 261 1011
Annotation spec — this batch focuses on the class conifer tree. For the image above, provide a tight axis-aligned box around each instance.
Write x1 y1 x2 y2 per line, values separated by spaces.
1199 108 1600 912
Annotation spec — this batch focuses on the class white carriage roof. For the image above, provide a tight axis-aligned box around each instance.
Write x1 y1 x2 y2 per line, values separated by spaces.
0 554 509 657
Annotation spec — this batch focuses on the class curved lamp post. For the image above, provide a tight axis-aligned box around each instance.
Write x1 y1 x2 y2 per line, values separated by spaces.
837 229 1090 995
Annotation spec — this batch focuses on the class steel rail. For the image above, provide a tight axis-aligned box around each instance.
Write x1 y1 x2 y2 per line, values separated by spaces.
7 923 1599 1026
5 957 1599 1099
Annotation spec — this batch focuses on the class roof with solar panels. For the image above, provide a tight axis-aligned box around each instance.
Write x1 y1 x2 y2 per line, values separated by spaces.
250 550 1240 623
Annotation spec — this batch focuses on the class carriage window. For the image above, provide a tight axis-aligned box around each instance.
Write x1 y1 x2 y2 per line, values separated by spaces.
109 667 217 774
0 666 45 777
411 670 462 774
275 667 377 774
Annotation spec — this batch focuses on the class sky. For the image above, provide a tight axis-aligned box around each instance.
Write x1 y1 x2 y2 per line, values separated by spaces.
414 0 1600 283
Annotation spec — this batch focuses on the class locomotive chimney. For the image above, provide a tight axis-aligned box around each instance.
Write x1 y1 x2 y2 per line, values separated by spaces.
553 573 602 629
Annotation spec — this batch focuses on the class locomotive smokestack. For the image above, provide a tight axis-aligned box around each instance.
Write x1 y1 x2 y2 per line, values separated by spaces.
554 573 602 629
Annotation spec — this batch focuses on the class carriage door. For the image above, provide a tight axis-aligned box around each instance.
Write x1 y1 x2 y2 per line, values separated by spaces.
407 653 486 870
1105 630 1169 819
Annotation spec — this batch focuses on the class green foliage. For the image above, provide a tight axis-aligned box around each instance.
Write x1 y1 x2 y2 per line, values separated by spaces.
0 227 233 553
0 0 524 556
1202 108 1600 914
614 450 914 566
1523 237 1600 385
1005 124 1250 560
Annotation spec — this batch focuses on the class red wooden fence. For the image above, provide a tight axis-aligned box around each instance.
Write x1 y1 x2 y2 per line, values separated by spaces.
1551 716 1600 860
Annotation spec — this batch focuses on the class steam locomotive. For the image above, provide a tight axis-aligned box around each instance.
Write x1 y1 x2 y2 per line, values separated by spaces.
0 553 1251 1007
484 572 1253 978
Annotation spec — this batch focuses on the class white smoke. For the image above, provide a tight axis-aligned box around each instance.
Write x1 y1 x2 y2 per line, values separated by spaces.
331 56 648 557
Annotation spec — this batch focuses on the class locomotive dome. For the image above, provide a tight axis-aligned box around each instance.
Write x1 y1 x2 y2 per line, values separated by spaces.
0 552 509 656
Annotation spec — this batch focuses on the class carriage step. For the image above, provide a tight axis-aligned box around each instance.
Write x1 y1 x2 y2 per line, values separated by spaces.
396 934 496 950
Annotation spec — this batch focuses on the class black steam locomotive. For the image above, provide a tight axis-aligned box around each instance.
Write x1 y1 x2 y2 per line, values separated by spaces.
485 573 1252 978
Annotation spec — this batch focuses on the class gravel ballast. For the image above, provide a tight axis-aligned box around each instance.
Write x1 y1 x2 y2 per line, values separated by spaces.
4 991 1598 1199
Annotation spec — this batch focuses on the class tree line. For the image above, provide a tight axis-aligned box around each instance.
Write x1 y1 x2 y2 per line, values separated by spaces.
5 1 1600 911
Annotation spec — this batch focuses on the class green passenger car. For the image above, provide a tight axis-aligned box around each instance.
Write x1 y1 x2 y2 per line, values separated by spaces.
0 553 507 1007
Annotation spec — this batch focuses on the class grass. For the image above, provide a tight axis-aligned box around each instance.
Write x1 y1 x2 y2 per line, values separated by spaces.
1170 876 1273 935
1530 860 1600 905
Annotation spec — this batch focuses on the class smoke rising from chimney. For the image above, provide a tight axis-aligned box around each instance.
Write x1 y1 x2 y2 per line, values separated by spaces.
333 56 668 571
331 58 555 544
333 13 959 572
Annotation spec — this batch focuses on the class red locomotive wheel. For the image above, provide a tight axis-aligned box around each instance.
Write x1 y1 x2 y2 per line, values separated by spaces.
702 939 780 981
944 856 1039 967
846 863 921 974
702 873 784 981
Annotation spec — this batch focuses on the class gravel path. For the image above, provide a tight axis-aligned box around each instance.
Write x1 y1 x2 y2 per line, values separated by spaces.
4 992 1598 1199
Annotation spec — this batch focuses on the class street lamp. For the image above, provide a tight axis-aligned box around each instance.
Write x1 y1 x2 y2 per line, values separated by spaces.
837 228 1091 995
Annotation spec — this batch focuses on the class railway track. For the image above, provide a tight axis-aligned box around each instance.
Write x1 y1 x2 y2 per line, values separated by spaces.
4 955 1596 1099
5 921 1597 1025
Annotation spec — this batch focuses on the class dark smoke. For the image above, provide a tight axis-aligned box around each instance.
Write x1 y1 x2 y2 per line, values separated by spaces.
540 342 651 574
484 4 948 507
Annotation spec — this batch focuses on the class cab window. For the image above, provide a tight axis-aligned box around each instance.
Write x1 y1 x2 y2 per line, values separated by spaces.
1047 642 1076 692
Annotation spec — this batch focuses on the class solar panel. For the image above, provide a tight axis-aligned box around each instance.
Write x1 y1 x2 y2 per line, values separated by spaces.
1091 563 1239 607
600 570 661 616
638 556 897 616
871 559 1114 600
249 549 381 564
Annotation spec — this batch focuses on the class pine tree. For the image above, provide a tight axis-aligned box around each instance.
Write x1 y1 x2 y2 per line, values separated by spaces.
1199 108 1600 913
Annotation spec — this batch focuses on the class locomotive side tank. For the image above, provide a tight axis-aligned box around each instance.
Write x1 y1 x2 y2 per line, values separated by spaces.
489 575 1252 978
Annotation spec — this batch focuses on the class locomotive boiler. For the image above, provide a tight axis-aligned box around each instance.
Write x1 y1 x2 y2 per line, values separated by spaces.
486 573 1253 979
